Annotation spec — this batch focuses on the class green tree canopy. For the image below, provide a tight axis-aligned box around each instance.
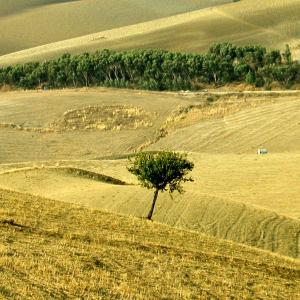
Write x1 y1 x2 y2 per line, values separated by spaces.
127 151 194 220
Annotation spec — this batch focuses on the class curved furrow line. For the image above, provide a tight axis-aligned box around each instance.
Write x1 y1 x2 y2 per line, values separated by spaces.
222 204 247 240
252 119 300 147
232 122 290 150
198 200 232 236
270 217 287 253
221 102 289 124
223 110 297 142
256 214 279 249
219 100 299 129
156 98 300 153
179 198 212 232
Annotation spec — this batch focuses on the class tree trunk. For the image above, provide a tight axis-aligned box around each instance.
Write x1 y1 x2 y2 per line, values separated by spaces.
114 66 119 81
147 189 159 220
71 71 76 87
213 72 218 84
84 72 89 87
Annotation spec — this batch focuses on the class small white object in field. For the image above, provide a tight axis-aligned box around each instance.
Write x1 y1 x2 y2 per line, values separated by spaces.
257 149 268 155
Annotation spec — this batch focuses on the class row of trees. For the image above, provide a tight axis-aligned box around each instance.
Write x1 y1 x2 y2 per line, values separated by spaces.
0 43 298 90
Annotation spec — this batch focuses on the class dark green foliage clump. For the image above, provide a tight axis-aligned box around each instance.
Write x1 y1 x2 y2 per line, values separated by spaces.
127 152 194 220
0 43 298 90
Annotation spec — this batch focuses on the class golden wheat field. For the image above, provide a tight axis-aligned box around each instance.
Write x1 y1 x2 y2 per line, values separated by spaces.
0 0 230 56
0 88 299 262
0 91 300 298
1 1 300 298
1 189 299 299
0 0 300 66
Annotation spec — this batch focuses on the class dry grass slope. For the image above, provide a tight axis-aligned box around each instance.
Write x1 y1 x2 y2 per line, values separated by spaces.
0 0 230 56
0 89 186 162
151 96 300 153
0 165 299 258
1 0 300 65
1 89 300 162
0 89 299 259
1 1 300 293
0 188 299 299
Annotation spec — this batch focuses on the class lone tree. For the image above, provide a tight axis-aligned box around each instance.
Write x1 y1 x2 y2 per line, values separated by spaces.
127 151 194 220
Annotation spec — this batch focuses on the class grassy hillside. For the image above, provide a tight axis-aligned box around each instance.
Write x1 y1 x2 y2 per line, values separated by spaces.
0 89 299 258
0 1 76 17
109 0 300 55
0 161 299 258
1 0 300 65
0 188 299 299
0 89 299 162
0 89 182 162
0 0 230 56
152 96 300 153
1 1 299 295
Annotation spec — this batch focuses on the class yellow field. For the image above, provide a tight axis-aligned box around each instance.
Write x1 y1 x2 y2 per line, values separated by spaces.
0 88 299 260
1 89 299 161
0 0 300 65
0 188 299 299
1 1 300 297
0 0 229 56
153 96 300 153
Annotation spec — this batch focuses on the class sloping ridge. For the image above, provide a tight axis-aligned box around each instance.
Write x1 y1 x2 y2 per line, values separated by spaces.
1 0 300 65
0 166 128 185
0 0 231 56
0 1 78 17
0 168 299 258
171 196 300 259
0 7 221 65
0 188 299 299
150 97 300 153
55 167 128 185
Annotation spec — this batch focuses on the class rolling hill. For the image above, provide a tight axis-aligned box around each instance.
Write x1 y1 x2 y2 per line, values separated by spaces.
0 165 299 258
0 0 300 66
0 0 230 56
151 95 300 153
0 89 299 162
0 1 299 297
0 188 299 299
0 89 299 259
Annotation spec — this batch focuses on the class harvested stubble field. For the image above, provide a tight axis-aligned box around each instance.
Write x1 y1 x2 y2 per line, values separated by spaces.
1 0 300 66
0 188 299 299
1 1 300 298
0 88 299 261
1 89 300 160
0 0 230 56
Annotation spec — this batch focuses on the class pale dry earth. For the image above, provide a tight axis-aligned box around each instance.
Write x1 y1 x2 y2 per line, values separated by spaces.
0 0 299 65
1 188 299 299
0 0 230 56
1 0 300 296
0 88 299 259
0 164 299 258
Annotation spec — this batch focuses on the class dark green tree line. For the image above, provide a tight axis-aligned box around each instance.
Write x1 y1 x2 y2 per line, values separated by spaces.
0 43 298 90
